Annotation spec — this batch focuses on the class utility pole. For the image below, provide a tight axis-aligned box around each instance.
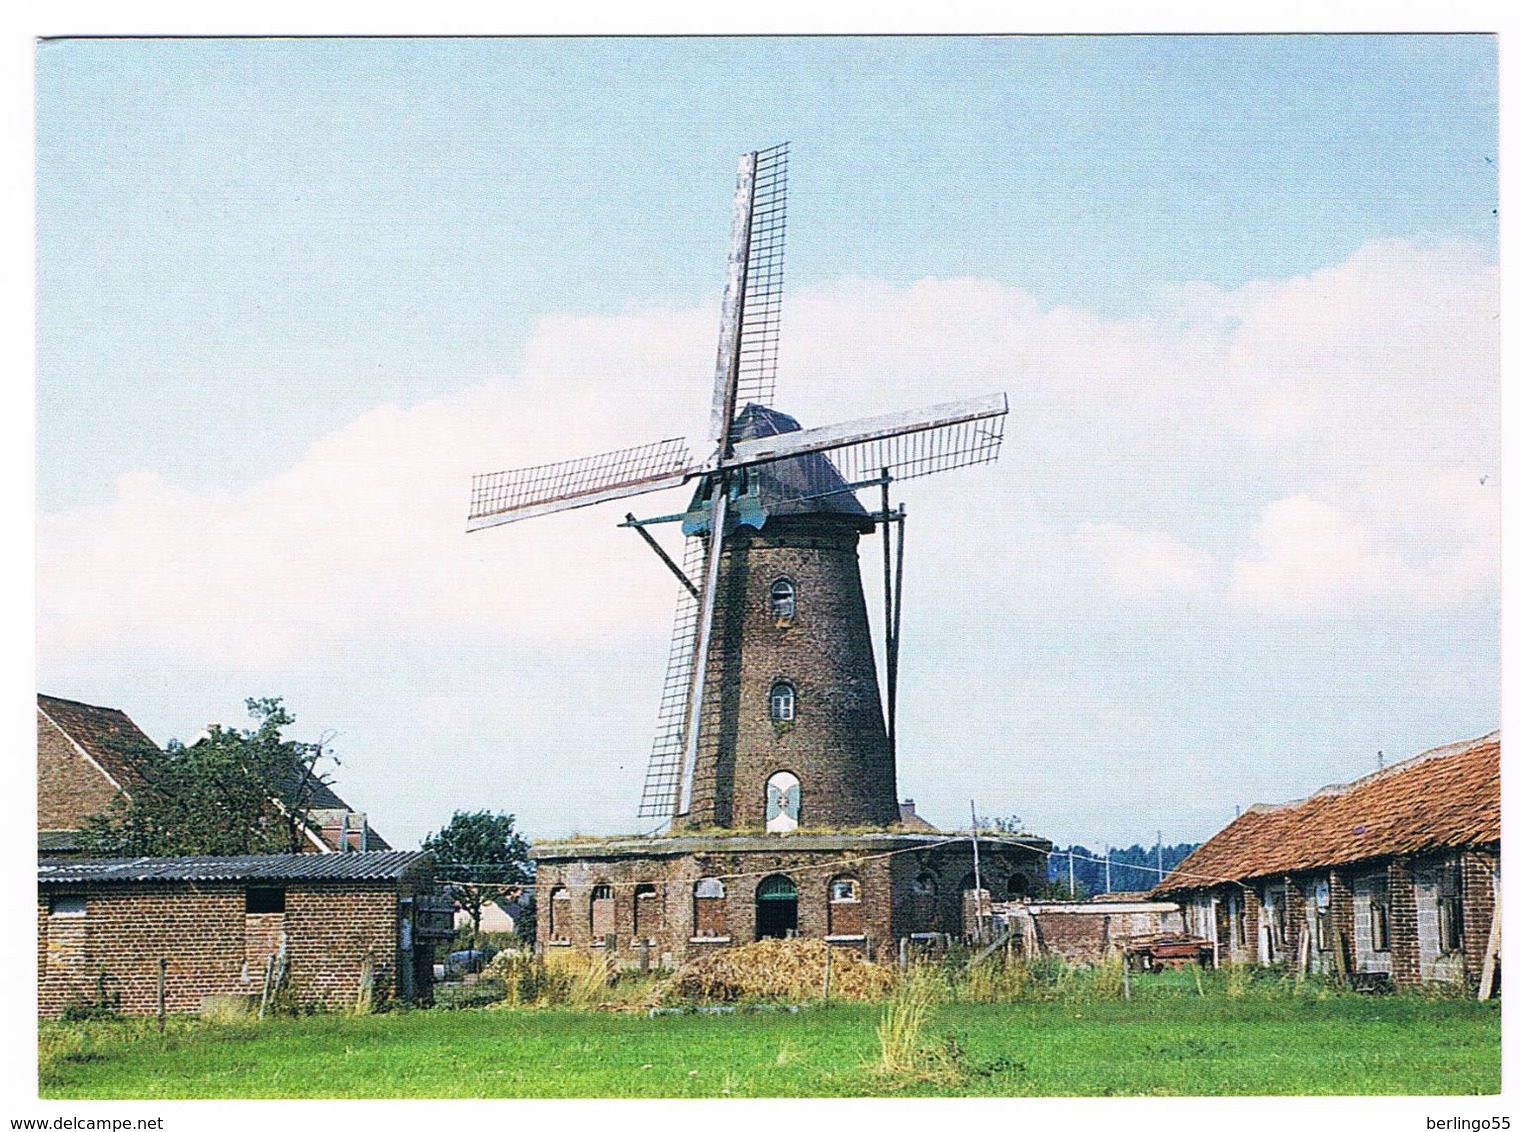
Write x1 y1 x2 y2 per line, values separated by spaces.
1155 831 1163 884
1068 849 1075 899
1104 844 1111 895
969 801 984 942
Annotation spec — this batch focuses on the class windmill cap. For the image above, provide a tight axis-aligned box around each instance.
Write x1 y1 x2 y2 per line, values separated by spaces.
684 404 872 532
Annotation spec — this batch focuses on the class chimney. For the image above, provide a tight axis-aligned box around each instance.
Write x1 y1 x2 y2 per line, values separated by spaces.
901 799 916 817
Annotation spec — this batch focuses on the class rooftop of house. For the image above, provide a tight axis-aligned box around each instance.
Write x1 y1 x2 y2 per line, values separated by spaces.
38 693 390 851
38 850 430 886
1154 730 1499 896
37 694 160 794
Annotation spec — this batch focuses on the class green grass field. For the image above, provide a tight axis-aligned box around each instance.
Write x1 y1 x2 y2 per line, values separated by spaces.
40 990 1500 1098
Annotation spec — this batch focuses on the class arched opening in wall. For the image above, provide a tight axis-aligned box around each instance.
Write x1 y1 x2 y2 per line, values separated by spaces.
765 770 801 832
548 886 570 942
911 873 939 932
958 874 991 941
590 883 614 943
633 883 661 942
770 578 796 620
694 878 728 939
755 874 798 940
828 875 863 938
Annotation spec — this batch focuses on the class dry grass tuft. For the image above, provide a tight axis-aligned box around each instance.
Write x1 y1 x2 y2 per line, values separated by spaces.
871 972 968 1087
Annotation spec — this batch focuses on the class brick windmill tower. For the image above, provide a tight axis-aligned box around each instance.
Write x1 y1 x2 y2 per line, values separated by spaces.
469 145 1048 960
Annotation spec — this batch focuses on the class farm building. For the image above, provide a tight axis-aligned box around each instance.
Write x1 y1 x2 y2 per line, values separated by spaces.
534 826 1046 969
37 693 388 855
1154 731 1499 993
37 851 453 1018
999 896 1184 965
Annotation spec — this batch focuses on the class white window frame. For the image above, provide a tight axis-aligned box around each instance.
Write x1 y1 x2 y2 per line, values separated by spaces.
770 578 796 619
769 682 795 722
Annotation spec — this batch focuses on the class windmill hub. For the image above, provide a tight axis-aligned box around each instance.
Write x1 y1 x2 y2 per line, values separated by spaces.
469 144 1050 963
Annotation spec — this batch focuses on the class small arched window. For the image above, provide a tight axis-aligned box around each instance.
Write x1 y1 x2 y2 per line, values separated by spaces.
633 883 661 941
770 578 796 619
548 885 571 940
694 877 728 938
769 681 795 722
590 883 614 942
828 875 863 937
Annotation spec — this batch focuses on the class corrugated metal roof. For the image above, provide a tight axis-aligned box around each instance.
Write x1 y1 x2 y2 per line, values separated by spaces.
38 831 82 854
1156 731 1499 895
38 850 430 885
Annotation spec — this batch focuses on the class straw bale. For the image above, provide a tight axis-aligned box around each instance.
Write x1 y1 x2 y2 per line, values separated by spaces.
668 938 897 1002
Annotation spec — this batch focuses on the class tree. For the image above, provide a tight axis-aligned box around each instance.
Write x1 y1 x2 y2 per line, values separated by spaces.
422 811 534 939
80 697 337 857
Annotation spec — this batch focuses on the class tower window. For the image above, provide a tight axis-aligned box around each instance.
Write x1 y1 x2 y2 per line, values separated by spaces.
769 682 795 722
770 578 796 619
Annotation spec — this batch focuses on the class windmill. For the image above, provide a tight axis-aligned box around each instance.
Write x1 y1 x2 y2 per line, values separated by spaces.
468 143 1008 832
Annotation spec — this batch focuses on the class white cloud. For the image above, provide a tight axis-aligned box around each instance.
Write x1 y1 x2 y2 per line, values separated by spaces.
38 238 1497 681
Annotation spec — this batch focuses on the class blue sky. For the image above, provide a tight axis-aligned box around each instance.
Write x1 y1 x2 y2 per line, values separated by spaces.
35 36 1498 849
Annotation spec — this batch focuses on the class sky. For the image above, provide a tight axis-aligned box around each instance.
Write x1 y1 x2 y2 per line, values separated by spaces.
34 35 1499 851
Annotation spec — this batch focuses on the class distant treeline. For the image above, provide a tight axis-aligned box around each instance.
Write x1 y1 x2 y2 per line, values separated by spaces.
1044 842 1200 897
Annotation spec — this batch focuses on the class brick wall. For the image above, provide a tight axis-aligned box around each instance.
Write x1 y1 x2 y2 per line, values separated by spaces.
37 881 409 1018
1328 869 1355 975
684 516 900 830
534 838 1045 966
1459 847 1498 987
37 712 122 832
1281 878 1305 965
1240 887 1262 963
1386 857 1420 986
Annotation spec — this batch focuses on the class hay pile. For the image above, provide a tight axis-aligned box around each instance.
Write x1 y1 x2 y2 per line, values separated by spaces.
668 938 897 1003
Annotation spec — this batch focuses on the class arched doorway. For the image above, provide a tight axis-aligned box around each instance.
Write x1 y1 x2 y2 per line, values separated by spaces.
755 874 798 939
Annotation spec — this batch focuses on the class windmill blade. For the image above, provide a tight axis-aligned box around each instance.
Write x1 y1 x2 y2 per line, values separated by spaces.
727 393 1008 485
467 438 695 531
638 535 706 821
709 142 789 449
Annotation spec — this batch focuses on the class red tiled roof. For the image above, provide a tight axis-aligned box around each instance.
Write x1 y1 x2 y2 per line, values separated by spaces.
1156 731 1499 895
37 694 160 794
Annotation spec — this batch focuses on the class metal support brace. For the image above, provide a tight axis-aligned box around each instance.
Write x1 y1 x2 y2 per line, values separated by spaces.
625 513 700 599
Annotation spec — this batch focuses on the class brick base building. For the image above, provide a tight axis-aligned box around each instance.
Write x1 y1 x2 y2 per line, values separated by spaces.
531 830 1049 968
37 851 452 1018
1156 732 1499 993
